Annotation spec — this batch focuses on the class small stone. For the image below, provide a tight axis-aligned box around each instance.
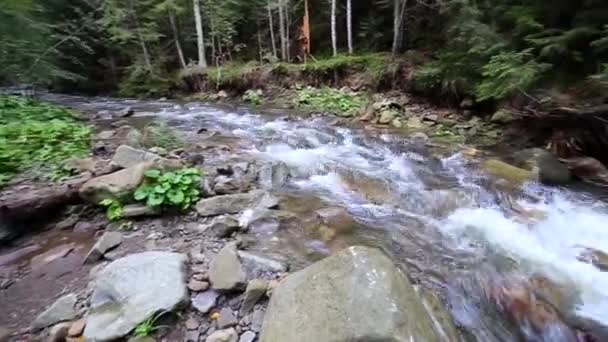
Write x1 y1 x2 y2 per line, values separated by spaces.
239 331 256 342
83 231 122 264
68 318 86 337
48 322 71 342
32 294 78 331
217 307 238 329
0 326 9 342
185 317 200 330
241 279 268 314
192 290 220 314
250 310 264 333
206 328 238 342
209 243 246 291
188 279 210 292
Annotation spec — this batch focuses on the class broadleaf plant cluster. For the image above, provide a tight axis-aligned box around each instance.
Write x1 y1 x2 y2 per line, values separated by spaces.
134 168 202 210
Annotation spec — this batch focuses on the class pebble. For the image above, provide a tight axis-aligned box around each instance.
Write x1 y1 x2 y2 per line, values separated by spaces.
188 279 210 292
192 290 220 314
68 318 86 337
239 331 256 342
206 328 238 342
185 317 199 330
217 307 238 329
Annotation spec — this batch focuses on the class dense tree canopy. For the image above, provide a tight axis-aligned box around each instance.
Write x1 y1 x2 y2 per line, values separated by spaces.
0 0 606 104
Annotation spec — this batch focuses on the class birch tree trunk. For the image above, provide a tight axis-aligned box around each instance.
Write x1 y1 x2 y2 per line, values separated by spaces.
347 0 353 54
168 11 187 69
391 0 407 56
285 0 291 61
193 0 207 68
278 0 287 60
267 2 278 59
331 0 337 57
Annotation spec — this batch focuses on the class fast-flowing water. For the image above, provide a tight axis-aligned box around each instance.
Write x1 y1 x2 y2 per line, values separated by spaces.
46 94 608 341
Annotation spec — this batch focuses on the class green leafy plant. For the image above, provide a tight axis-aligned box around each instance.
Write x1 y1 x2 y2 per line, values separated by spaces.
133 311 169 338
134 168 202 210
242 89 263 105
0 96 92 187
100 198 123 221
294 87 367 116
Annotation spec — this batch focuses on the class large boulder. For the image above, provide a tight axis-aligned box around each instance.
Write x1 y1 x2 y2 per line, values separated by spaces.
83 252 188 341
196 190 278 217
259 246 444 342
513 148 571 184
79 162 151 204
482 159 537 185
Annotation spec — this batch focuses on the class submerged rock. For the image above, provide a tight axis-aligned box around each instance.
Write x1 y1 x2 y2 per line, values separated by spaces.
32 294 78 331
259 246 443 342
84 252 188 341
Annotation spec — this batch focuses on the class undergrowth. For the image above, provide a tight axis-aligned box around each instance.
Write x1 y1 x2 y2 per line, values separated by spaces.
0 96 92 187
294 86 367 115
134 168 202 210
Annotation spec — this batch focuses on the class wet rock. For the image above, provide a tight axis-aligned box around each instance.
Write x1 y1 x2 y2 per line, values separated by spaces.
218 307 238 329
513 148 570 184
241 279 268 314
315 207 356 234
118 106 134 117
561 157 608 185
79 162 151 204
121 204 160 218
259 246 443 342
490 108 517 124
188 279 210 292
192 290 220 314
206 328 238 342
209 243 246 291
83 231 122 264
32 294 78 331
84 252 188 341
419 289 461 341
68 318 86 337
578 248 608 271
237 251 288 279
239 331 256 342
207 215 241 238
482 159 537 184
48 322 71 342
378 109 399 124
196 190 277 217
112 145 182 170
258 162 290 189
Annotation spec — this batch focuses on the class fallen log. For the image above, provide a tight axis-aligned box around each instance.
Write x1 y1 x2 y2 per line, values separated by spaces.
0 173 91 224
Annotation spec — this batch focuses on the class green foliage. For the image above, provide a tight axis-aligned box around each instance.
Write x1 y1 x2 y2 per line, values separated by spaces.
100 198 123 221
142 122 184 150
242 89 263 105
294 87 367 115
134 168 202 210
118 63 173 98
0 96 91 187
133 311 169 338
475 49 551 101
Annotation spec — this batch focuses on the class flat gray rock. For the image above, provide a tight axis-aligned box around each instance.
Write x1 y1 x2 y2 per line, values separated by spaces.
191 290 220 314
209 243 246 291
83 252 188 341
237 251 288 279
259 246 444 342
196 190 277 217
84 231 123 264
31 294 78 331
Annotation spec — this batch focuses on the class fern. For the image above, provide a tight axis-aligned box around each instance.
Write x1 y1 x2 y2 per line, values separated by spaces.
475 49 551 101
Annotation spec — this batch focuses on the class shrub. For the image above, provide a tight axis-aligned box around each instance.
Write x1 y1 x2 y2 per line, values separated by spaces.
134 168 202 210
242 89 263 105
141 122 184 150
294 87 367 115
100 198 123 221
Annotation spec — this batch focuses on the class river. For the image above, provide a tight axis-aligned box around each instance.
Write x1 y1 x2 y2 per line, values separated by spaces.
40 94 608 340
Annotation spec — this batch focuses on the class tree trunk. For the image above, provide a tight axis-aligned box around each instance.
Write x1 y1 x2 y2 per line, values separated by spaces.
331 0 337 57
128 0 152 69
391 0 407 56
278 0 287 60
257 18 264 62
347 0 353 54
267 2 278 59
285 0 291 61
169 11 187 69
193 0 207 68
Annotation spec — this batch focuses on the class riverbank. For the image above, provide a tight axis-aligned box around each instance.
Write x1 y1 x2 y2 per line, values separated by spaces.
2 94 608 341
